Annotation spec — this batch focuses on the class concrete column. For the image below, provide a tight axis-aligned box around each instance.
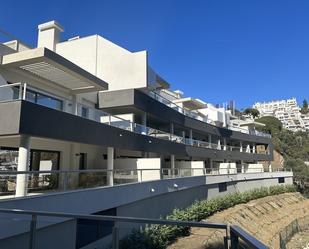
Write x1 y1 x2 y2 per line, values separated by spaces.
268 162 272 172
241 160 244 173
170 123 174 140
217 140 221 150
253 143 256 154
182 131 185 143
72 95 78 116
15 135 31 197
189 129 193 145
209 159 214 174
208 134 212 148
246 144 251 153
107 147 114 186
170 154 175 176
223 138 227 151
240 141 243 152
142 112 147 135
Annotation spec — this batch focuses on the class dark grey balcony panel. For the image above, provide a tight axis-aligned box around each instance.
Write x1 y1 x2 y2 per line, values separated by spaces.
99 89 272 144
186 146 273 161
18 101 185 155
0 101 272 161
0 101 21 136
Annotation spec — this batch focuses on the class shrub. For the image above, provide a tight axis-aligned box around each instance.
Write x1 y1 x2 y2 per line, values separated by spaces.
120 185 296 249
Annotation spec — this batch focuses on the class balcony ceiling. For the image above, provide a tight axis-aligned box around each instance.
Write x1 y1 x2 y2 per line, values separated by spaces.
0 47 108 93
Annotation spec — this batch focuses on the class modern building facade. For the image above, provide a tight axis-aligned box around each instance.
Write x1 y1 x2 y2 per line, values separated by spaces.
0 21 292 249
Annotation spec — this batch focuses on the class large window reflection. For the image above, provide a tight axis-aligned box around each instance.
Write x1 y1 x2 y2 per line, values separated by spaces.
0 148 60 194
12 85 63 111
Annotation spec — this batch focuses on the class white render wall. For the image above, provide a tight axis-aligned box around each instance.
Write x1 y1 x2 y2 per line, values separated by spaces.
219 163 237 174
56 35 148 91
114 158 161 181
246 163 264 173
175 161 204 176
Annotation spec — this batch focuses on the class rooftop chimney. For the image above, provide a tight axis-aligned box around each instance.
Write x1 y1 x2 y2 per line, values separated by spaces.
37 21 64 51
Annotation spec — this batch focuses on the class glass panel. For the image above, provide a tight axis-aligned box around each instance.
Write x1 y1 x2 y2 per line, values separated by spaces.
36 92 63 111
25 90 36 103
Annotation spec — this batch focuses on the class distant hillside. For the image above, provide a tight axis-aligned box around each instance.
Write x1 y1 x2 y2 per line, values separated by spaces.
256 116 309 195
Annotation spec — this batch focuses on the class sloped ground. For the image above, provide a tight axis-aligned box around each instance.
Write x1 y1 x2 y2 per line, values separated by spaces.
286 228 309 249
168 192 309 249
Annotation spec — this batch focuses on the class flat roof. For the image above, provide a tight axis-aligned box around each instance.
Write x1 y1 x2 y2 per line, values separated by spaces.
1 47 108 93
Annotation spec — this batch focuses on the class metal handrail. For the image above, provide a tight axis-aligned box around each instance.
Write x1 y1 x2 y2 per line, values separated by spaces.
0 208 269 249
0 208 227 228
230 225 269 249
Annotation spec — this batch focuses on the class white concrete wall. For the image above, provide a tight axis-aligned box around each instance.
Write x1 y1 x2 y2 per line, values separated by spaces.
198 105 229 126
246 163 264 173
56 35 148 91
114 158 161 181
219 163 237 174
175 161 204 176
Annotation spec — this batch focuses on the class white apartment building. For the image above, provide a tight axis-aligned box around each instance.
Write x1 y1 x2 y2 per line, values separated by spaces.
253 98 309 132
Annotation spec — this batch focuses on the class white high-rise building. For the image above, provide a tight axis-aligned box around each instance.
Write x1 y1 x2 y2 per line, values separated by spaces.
253 98 309 132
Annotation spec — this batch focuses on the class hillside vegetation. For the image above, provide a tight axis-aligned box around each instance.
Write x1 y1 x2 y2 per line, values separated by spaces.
256 116 309 193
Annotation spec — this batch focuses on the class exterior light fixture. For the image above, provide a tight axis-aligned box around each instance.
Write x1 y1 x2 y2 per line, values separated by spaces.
149 140 152 143
150 188 155 193
119 134 123 137
173 183 178 188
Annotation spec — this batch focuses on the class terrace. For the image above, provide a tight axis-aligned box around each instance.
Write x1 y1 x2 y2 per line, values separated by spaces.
0 83 270 155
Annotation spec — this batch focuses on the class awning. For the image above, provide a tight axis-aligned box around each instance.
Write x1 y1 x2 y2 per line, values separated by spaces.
1 47 108 93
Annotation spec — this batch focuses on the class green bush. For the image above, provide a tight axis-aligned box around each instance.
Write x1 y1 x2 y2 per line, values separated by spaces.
120 185 296 249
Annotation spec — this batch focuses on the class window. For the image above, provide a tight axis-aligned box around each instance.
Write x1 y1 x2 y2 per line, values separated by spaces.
219 182 227 192
278 177 285 184
36 92 63 110
14 85 63 111
81 106 89 118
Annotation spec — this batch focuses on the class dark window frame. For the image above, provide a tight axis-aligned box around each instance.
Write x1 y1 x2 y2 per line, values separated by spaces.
219 182 227 192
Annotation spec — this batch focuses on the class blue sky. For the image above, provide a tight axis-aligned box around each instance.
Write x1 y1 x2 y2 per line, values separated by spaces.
1 0 309 109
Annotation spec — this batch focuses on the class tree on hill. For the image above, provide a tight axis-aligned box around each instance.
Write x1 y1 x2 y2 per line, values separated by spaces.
243 108 260 118
255 116 283 135
301 99 309 114
255 116 309 195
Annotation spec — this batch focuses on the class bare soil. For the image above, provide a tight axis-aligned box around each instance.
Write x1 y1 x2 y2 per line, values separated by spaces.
168 192 309 249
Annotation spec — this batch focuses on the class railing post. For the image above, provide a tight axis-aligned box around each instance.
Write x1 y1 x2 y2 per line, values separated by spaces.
230 228 238 249
23 83 27 100
225 224 231 249
18 82 23 99
29 214 37 249
63 172 68 191
112 221 119 249
140 169 143 182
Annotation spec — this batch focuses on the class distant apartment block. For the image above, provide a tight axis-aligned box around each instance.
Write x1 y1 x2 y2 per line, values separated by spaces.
253 98 309 132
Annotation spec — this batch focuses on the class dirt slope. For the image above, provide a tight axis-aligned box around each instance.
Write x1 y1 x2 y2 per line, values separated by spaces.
168 192 309 249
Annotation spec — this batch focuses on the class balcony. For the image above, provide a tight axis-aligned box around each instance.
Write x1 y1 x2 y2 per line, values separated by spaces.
148 91 271 138
0 83 270 156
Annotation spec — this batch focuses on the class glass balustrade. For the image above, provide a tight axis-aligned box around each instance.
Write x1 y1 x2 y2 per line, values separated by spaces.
0 83 270 154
